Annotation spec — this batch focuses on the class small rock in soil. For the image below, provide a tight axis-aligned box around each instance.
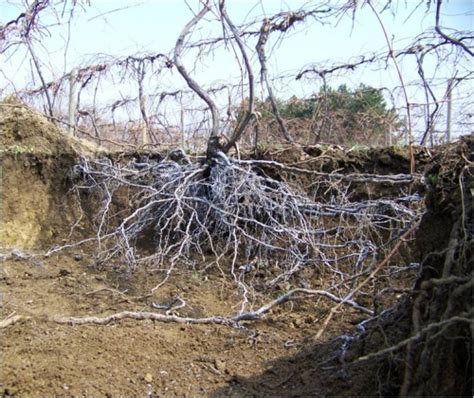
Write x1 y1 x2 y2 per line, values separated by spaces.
58 269 72 277
215 359 227 373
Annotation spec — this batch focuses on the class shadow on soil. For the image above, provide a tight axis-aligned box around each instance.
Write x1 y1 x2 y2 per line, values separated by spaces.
209 334 398 397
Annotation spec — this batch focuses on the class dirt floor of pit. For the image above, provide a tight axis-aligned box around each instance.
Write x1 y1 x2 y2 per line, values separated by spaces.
0 249 394 397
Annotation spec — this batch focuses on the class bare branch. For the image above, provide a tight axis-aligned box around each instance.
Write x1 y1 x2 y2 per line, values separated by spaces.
435 0 473 57
0 314 31 329
256 18 293 143
234 288 373 321
218 0 255 153
53 311 237 327
367 0 414 173
173 1 220 139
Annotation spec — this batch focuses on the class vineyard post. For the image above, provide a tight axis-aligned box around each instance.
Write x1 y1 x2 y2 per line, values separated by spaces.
68 68 77 136
446 78 453 143
386 121 393 146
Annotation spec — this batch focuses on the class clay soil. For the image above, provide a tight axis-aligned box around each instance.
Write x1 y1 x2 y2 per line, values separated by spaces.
1 221 399 397
1 250 377 397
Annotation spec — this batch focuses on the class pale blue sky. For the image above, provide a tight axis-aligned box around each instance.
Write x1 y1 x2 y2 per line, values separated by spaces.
2 0 472 88
1 0 472 138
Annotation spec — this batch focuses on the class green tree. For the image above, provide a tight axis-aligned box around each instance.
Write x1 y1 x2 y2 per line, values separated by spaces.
312 84 396 145
245 84 398 147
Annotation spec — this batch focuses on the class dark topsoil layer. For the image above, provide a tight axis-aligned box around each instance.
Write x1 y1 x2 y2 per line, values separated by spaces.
1 97 433 249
